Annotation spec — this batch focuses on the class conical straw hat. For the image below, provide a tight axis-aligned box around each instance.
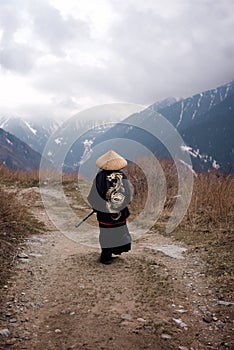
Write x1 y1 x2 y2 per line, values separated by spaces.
96 150 127 170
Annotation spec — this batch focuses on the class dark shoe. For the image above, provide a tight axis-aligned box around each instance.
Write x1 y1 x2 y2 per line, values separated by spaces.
100 249 112 263
100 260 112 265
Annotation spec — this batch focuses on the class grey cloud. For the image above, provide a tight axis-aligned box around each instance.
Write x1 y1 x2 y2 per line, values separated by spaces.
106 1 234 102
0 2 36 72
28 0 90 56
0 2 19 39
32 60 125 98
0 44 36 73
0 0 91 73
0 0 233 119
33 0 234 106
0 2 21 53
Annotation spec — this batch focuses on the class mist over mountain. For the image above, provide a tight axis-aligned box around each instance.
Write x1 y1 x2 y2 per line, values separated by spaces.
0 117 60 154
0 81 233 173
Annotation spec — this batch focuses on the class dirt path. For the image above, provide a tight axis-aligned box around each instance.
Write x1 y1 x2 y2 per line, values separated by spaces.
0 188 233 350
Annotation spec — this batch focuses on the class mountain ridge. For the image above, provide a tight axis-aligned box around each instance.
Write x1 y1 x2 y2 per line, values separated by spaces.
0 116 60 154
0 80 233 172
84 80 234 172
0 128 45 171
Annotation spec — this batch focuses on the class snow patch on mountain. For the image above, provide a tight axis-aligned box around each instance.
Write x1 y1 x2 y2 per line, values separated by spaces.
179 159 197 177
212 160 220 170
6 137 13 146
79 139 94 165
24 121 37 135
54 137 64 145
176 100 184 127
181 145 220 170
197 93 203 108
0 118 10 129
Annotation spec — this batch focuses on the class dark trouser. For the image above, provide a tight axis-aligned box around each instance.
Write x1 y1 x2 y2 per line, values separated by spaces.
100 243 131 263
100 248 112 263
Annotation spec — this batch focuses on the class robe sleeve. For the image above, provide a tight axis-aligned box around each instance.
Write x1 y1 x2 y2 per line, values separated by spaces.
87 172 107 212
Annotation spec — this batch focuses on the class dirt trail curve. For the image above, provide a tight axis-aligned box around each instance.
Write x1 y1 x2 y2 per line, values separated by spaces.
0 187 233 350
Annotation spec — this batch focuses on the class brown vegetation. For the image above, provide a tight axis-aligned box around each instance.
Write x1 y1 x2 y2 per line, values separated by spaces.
0 187 44 293
126 158 234 298
0 160 233 300
124 159 234 231
0 163 39 187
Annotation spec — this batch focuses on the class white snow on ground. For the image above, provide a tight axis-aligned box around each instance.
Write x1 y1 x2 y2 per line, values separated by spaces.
24 121 37 135
179 159 197 177
54 138 63 144
176 100 184 127
180 145 193 153
180 145 200 158
224 84 231 99
209 91 216 110
212 160 220 169
144 244 187 259
180 145 220 170
79 139 94 165
0 118 9 129
197 93 203 108
6 137 13 146
191 110 197 120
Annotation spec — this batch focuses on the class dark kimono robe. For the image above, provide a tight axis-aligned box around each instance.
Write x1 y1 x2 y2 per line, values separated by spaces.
87 170 131 252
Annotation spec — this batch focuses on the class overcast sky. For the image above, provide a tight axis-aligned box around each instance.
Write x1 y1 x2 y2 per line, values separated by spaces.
0 0 233 120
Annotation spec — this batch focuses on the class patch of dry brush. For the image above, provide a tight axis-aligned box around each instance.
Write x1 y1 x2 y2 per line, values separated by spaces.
0 188 44 292
125 158 233 231
127 158 234 297
0 163 39 187
1 161 233 298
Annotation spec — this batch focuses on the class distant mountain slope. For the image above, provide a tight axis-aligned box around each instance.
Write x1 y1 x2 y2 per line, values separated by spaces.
158 81 234 130
0 128 43 171
1 81 233 172
0 117 59 154
86 81 234 172
181 94 234 171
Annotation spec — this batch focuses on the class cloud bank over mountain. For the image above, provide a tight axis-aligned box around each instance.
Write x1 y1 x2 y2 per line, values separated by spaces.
0 0 233 119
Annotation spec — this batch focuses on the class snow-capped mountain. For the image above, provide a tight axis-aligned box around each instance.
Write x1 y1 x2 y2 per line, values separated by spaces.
0 128 44 171
123 97 178 125
1 81 233 172
61 121 114 171
0 117 60 154
157 80 234 130
179 93 234 171
90 81 234 172
0 114 114 171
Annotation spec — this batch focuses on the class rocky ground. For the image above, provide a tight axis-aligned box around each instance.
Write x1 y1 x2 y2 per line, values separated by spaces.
0 187 233 350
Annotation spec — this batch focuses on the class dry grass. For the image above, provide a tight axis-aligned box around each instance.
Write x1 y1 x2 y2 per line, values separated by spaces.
0 187 45 292
125 158 234 298
60 159 233 298
125 158 234 231
0 161 233 298
185 172 234 230
0 163 39 187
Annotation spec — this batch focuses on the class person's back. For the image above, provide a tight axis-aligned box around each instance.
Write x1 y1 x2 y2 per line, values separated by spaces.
87 150 132 264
